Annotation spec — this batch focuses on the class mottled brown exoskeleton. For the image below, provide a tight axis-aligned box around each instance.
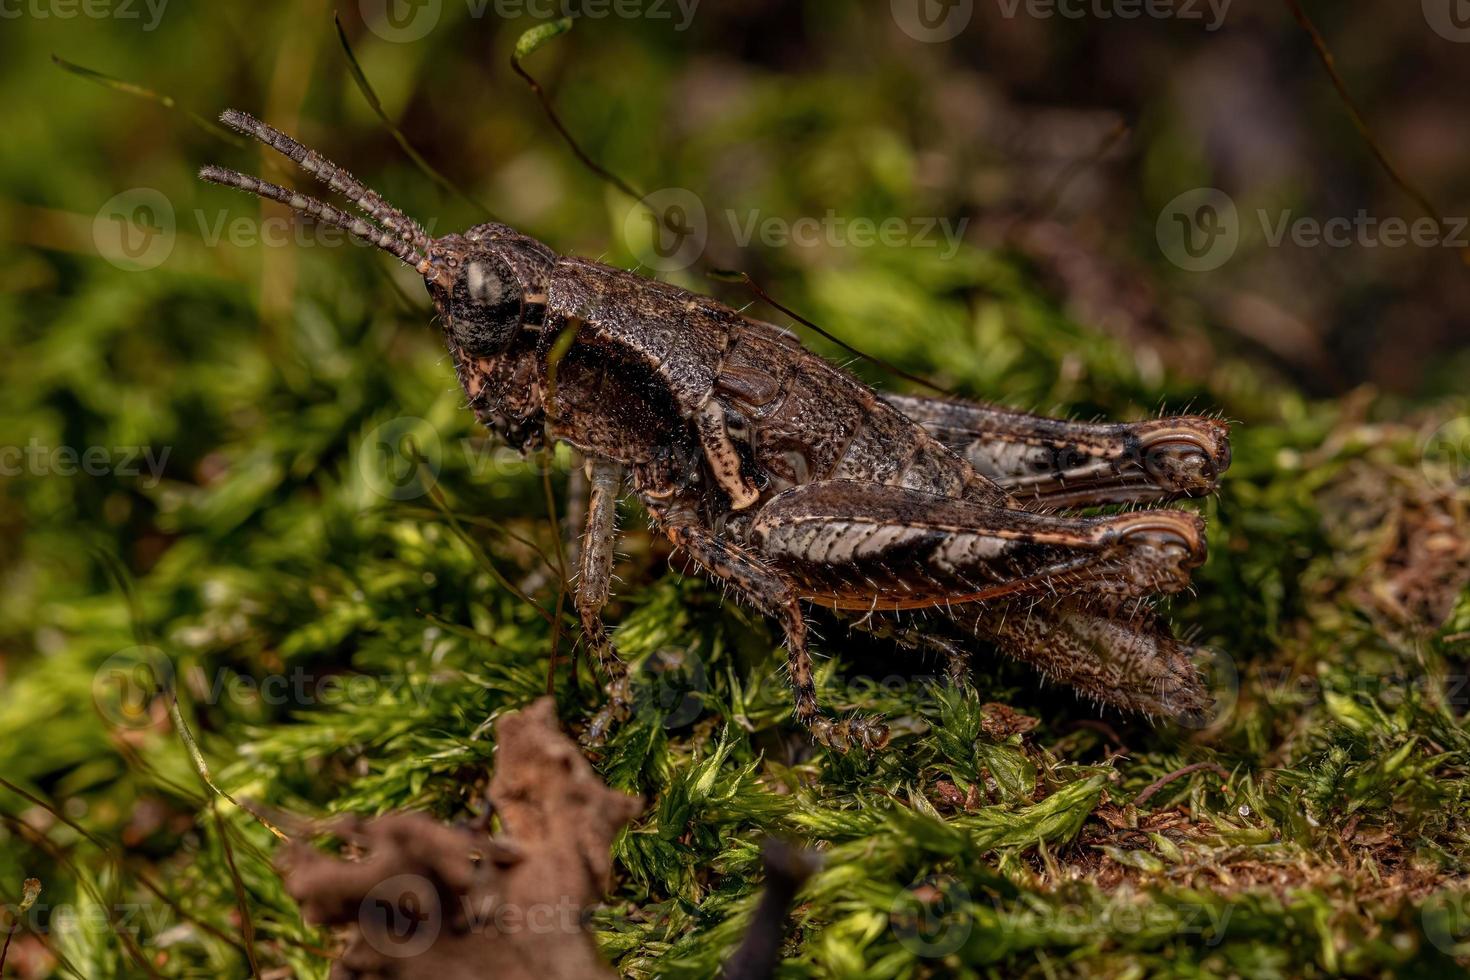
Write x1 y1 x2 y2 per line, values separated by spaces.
202 111 1232 751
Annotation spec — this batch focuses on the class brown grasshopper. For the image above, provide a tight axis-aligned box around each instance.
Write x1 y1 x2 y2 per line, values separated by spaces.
201 110 1231 751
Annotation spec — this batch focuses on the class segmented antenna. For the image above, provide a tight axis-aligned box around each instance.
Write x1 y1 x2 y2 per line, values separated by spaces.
218 109 431 253
198 164 428 270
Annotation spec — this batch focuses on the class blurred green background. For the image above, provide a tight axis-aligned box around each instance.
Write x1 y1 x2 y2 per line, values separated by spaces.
2 1 1469 977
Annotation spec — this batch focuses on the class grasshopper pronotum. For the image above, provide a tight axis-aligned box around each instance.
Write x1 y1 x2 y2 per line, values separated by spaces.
202 110 1231 751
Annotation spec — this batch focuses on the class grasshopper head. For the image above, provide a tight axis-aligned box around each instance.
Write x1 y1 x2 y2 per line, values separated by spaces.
200 111 553 359
423 225 554 358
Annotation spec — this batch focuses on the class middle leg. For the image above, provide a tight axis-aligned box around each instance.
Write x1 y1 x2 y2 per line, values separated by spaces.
654 505 890 752
578 457 631 745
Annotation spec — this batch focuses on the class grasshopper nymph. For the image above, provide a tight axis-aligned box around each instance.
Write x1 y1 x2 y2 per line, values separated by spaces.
202 111 1231 751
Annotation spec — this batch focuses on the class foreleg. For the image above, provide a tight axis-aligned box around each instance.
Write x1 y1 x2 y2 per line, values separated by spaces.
578 458 630 745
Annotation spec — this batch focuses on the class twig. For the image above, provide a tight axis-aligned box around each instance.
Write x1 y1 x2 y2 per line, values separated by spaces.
0 777 113 853
133 872 250 956
1132 762 1230 807
721 840 821 980
0 816 162 979
1022 118 1131 227
0 879 38 975
1067 718 1126 747
0 879 76 980
509 17 644 204
418 451 561 631
167 694 291 842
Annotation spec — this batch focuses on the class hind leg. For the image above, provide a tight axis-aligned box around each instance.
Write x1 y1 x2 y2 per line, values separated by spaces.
882 393 1231 509
950 597 1212 722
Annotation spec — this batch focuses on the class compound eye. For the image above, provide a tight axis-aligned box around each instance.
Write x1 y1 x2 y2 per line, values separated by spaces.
466 257 515 308
449 253 523 356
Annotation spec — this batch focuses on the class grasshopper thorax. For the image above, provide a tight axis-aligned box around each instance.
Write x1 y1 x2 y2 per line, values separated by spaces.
425 224 555 359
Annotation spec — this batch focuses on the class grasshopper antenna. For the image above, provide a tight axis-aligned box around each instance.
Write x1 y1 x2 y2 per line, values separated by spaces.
217 108 432 254
198 164 429 271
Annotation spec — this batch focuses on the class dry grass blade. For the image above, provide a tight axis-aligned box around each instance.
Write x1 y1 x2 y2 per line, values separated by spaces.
166 694 291 842
211 804 262 979
1282 0 1468 266
333 12 496 218
710 269 953 396
51 54 246 145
